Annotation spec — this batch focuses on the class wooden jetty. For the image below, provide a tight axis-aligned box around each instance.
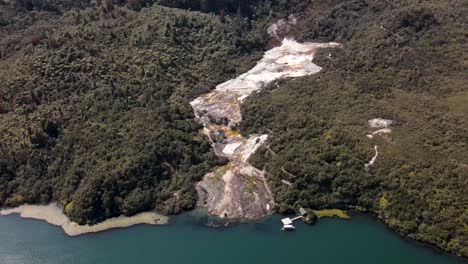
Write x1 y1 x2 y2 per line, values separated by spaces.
281 207 308 231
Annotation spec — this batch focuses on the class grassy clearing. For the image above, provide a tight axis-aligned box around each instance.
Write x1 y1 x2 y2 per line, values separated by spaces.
313 209 351 219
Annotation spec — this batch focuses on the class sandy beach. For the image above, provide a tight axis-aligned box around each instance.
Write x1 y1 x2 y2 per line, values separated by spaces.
0 203 168 236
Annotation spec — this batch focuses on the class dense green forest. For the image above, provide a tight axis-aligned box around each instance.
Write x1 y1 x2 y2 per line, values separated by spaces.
0 0 272 224
4 0 305 15
0 0 467 257
240 0 468 257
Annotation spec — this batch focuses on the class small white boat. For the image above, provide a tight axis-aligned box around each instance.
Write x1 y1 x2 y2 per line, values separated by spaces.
281 224 295 231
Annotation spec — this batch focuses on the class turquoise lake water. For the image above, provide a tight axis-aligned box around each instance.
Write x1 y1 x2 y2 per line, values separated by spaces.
0 211 466 264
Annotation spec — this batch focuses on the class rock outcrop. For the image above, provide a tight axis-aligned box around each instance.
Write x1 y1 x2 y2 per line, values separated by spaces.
191 39 340 220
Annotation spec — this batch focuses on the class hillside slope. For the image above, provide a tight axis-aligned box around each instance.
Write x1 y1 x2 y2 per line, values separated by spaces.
241 0 468 257
0 0 466 257
0 2 267 224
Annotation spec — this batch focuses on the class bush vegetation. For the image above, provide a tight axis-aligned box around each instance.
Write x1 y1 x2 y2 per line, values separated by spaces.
241 0 467 256
0 0 466 257
0 2 269 224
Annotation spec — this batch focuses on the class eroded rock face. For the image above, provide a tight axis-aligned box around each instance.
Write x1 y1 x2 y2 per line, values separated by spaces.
196 164 274 220
191 39 341 129
365 118 396 169
190 39 340 220
267 14 298 40
368 118 395 129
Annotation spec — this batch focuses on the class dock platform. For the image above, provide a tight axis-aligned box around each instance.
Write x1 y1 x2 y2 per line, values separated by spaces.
281 207 308 230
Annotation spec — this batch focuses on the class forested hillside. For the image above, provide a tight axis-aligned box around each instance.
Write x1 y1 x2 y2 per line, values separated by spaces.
0 0 467 257
0 1 269 224
241 0 468 257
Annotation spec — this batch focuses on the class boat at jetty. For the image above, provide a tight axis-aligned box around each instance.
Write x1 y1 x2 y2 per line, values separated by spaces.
282 224 295 231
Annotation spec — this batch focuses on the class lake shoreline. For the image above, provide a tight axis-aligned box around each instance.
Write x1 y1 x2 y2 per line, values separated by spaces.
1 204 466 262
0 203 168 236
346 210 467 260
